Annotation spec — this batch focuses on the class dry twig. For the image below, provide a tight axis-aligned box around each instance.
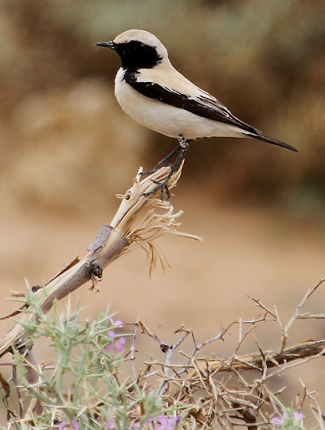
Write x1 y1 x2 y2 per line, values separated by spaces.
131 279 325 428
0 162 199 358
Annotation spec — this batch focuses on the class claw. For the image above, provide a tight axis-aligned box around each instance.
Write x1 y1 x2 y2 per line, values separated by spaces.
141 136 190 200
143 178 171 200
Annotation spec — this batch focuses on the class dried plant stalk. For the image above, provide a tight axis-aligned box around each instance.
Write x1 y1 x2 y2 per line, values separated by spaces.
0 162 201 357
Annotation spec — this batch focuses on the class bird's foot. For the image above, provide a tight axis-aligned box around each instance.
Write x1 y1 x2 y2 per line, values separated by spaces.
143 175 172 200
142 137 190 200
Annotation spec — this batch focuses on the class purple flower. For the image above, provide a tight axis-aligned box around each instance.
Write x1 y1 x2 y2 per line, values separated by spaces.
293 411 305 421
109 317 123 328
59 421 79 430
133 416 179 429
106 418 116 429
133 418 154 428
107 330 127 353
155 415 180 430
271 414 286 425
271 410 305 427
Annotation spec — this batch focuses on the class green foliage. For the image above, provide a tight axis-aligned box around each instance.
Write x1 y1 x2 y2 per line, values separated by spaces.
269 393 306 429
10 293 185 429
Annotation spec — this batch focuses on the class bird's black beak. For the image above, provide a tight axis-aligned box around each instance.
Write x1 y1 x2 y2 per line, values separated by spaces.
95 41 116 50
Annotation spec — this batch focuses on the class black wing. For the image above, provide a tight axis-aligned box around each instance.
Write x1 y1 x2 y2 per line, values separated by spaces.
125 76 298 152
125 78 259 134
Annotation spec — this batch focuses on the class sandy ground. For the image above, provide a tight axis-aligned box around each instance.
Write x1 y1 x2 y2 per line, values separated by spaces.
0 187 325 424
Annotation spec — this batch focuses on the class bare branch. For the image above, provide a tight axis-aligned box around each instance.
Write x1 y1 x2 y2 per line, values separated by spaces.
280 278 325 351
0 163 196 358
194 339 325 373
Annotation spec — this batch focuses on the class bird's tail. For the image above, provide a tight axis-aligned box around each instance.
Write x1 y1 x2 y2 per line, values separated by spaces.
244 132 298 152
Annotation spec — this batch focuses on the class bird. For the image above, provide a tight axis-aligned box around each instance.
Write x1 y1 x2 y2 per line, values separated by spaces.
95 29 297 198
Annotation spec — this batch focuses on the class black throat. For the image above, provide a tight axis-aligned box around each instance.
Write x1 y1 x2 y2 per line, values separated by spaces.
114 40 162 70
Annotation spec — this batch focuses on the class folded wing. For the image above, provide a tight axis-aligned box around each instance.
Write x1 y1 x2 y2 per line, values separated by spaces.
126 77 297 152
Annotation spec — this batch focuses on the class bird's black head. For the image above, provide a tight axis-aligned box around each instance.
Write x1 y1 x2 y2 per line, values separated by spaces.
96 39 163 69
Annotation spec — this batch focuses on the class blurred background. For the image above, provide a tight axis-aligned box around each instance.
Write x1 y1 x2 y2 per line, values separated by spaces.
1 0 325 423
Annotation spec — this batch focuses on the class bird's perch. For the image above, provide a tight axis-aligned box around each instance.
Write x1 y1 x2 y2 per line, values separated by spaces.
0 162 201 357
1 161 325 428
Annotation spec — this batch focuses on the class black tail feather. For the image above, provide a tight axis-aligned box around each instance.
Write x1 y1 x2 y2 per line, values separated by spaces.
245 132 298 152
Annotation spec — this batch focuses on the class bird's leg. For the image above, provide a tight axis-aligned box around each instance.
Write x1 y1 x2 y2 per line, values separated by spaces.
143 135 190 200
142 135 190 175
141 145 183 175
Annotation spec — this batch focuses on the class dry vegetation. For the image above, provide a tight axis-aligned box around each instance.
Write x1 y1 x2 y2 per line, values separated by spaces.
0 166 324 428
